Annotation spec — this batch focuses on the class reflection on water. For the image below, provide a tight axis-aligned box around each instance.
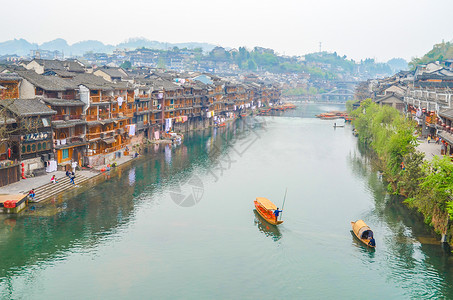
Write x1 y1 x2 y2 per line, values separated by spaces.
348 142 453 298
253 210 282 241
2 103 453 299
350 231 376 256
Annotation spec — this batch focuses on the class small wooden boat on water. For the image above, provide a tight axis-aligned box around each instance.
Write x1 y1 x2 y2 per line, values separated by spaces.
351 220 376 248
254 197 283 225
333 120 345 128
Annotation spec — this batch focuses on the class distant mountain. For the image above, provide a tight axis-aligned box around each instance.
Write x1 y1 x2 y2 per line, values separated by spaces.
70 40 115 56
0 38 37 56
0 38 217 57
387 58 408 73
40 38 70 53
117 38 217 52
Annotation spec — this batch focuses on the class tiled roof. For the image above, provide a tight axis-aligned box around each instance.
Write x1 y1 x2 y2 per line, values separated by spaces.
16 70 77 91
439 108 453 120
148 78 182 91
71 73 132 91
0 72 22 81
42 98 85 107
95 67 126 78
32 59 85 73
0 98 57 117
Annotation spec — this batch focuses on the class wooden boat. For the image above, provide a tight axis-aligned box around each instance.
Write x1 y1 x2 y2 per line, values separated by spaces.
316 111 349 120
254 197 283 225
351 220 376 248
333 121 345 128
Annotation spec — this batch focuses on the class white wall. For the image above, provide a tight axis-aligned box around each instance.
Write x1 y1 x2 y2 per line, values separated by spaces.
19 79 36 99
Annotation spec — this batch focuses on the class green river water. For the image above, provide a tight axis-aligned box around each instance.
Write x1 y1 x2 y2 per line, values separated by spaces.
1 103 453 299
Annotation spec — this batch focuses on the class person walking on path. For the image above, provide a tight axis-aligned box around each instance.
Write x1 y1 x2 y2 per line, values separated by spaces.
51 175 57 184
69 172 75 185
428 135 431 144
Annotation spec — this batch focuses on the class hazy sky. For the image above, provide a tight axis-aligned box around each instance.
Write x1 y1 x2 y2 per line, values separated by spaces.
3 0 453 62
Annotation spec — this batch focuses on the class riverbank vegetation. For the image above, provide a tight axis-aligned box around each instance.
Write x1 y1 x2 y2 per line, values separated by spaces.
349 99 453 241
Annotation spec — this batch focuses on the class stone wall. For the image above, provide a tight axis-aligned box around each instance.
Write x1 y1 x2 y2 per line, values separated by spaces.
22 157 44 175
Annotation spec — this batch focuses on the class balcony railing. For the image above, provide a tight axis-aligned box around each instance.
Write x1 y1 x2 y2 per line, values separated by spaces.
98 113 110 120
87 132 102 140
86 115 98 121
54 135 86 146
52 114 83 121
61 94 76 100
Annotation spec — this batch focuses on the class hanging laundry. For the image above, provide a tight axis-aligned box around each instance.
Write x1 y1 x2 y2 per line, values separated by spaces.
129 124 136 136
165 118 172 131
117 96 124 107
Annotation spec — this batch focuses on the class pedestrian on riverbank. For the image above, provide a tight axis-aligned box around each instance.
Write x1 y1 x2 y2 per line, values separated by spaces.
51 175 57 184
66 169 71 177
69 172 75 185
428 135 431 143
28 189 35 201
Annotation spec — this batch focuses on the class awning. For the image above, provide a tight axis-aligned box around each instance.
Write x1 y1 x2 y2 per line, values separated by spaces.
255 197 277 210
102 137 116 144
438 131 453 145
352 220 372 238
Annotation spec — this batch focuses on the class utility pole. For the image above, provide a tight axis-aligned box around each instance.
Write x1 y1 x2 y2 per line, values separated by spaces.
319 42 322 53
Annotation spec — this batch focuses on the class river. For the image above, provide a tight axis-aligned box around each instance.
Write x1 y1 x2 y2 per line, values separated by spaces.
1 103 453 299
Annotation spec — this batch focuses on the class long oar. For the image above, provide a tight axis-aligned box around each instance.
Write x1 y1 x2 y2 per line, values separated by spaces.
280 188 288 220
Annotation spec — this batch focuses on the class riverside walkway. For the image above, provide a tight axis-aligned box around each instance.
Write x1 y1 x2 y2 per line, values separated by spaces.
416 137 443 161
0 152 140 206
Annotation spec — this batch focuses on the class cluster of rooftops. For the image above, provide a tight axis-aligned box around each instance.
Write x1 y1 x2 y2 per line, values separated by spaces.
0 58 281 176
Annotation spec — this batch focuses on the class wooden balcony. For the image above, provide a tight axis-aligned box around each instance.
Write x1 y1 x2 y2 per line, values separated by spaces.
90 95 100 103
86 115 98 121
87 132 102 140
54 135 87 147
52 114 83 121
98 113 110 120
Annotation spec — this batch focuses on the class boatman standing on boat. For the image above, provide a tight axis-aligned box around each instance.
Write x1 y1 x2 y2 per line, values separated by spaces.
274 207 282 222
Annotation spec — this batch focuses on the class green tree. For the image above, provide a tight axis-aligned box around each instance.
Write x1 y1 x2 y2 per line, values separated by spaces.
120 61 132 69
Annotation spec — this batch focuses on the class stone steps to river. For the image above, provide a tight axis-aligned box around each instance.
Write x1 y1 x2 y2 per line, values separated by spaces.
27 174 90 203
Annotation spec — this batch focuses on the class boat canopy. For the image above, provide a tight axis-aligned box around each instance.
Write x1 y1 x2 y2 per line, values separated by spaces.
352 220 373 239
256 197 277 211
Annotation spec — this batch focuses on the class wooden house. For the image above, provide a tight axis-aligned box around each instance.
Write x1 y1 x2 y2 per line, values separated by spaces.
0 99 56 180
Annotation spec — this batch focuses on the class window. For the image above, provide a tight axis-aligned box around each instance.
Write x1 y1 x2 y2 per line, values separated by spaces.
42 142 46 150
42 118 50 127
27 145 31 152
22 145 26 153
38 143 42 151
62 149 69 159
32 144 36 152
